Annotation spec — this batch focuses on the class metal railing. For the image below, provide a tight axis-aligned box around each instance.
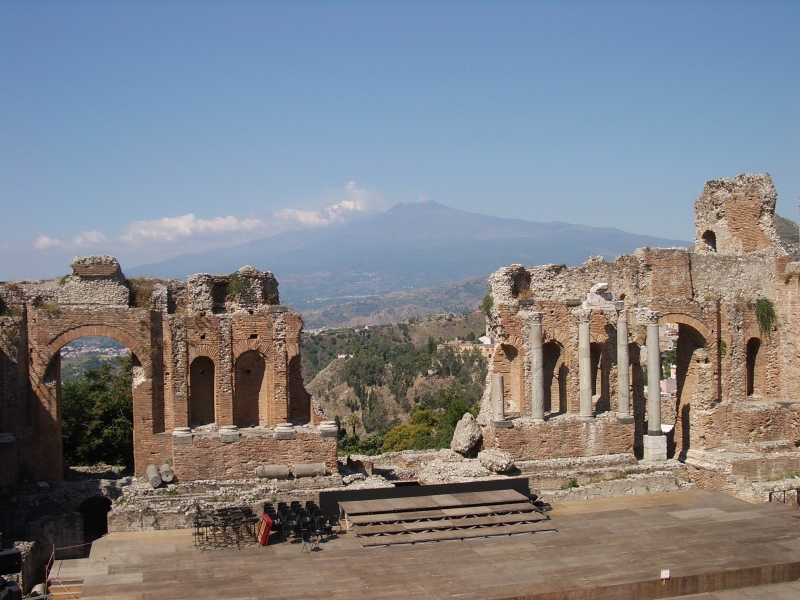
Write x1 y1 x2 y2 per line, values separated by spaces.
768 488 800 507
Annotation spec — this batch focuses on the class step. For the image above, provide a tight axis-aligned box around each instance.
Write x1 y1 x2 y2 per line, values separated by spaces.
346 502 537 525
341 489 528 517
354 511 548 536
357 521 556 547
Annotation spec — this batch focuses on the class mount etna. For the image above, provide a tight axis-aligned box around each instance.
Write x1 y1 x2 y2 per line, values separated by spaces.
129 201 689 327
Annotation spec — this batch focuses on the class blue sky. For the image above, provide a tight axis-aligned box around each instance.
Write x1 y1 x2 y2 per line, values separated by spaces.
1 0 798 280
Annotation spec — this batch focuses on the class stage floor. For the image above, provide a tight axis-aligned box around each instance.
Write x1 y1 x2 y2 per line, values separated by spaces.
52 489 800 600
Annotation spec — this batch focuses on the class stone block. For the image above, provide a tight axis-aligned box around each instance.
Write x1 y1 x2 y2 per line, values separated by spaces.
275 424 297 440
643 434 667 462
219 426 240 444
491 420 514 429
318 421 339 438
172 428 193 445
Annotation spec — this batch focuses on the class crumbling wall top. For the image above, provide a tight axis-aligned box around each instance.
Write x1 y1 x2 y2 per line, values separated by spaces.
694 173 784 255
70 255 123 278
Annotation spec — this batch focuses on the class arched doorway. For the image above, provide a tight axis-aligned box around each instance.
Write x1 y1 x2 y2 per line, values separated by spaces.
746 338 765 397
542 341 567 414
189 356 216 427
59 336 136 470
234 350 265 427
590 341 611 413
78 496 112 546
494 344 522 417
671 323 708 460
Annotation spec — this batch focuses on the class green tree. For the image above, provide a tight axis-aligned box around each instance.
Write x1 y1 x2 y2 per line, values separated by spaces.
62 356 134 467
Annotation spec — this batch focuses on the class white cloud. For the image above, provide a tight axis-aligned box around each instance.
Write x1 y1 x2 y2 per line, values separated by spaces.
32 182 388 255
120 214 267 244
273 182 385 228
34 230 107 250
34 235 65 250
71 230 106 246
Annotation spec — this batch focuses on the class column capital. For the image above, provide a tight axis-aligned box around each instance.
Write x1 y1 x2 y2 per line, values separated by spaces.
617 308 629 322
529 311 544 324
576 308 592 322
639 308 660 325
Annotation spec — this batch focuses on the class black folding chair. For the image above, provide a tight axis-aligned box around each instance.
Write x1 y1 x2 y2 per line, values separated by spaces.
300 529 317 553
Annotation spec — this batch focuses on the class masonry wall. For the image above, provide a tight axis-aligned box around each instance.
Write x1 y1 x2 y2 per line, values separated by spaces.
484 413 634 460
171 430 337 480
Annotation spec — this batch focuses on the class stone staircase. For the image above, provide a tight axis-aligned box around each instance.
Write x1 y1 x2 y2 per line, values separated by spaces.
48 558 102 600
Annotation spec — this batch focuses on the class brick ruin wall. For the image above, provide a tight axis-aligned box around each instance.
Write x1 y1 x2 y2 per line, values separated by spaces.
0 258 330 485
479 173 800 462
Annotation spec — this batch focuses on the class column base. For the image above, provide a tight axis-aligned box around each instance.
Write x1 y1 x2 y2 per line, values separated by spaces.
578 415 595 422
531 418 545 424
616 414 635 425
643 434 667 462
491 420 514 429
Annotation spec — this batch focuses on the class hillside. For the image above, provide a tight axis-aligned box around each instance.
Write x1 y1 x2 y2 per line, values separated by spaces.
301 312 488 438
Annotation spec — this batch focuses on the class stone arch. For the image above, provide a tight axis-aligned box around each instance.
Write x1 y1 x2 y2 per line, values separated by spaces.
658 314 711 344
188 343 220 364
32 321 162 481
78 496 112 543
189 356 216 427
43 324 152 378
233 338 275 361
543 330 568 347
746 337 765 398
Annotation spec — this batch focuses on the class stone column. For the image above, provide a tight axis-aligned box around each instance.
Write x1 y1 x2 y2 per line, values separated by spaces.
578 309 594 420
491 373 505 422
616 309 633 422
530 312 545 422
643 309 667 461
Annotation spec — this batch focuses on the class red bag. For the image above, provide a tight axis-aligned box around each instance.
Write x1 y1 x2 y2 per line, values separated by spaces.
257 513 273 546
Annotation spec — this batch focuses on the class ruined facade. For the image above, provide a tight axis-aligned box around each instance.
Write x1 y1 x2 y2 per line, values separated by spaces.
0 259 336 485
481 174 800 472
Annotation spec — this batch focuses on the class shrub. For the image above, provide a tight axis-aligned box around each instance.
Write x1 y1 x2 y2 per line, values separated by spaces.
226 273 251 299
480 294 493 317
755 298 776 337
128 278 155 309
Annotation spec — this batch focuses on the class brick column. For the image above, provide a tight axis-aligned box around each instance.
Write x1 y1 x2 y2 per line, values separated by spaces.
529 312 545 422
578 309 594 420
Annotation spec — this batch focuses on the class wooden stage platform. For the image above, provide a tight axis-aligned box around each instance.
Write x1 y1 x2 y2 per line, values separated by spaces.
339 489 552 546
52 489 800 600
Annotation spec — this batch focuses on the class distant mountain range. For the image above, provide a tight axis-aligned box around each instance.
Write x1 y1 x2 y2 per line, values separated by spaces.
129 201 688 313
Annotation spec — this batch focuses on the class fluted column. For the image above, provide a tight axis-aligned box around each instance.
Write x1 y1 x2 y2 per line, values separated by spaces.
644 310 662 435
530 312 545 421
616 309 631 419
578 309 593 419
